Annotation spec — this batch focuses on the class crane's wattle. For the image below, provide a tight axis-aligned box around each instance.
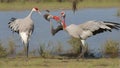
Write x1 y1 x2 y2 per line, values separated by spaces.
62 20 66 29
53 16 60 21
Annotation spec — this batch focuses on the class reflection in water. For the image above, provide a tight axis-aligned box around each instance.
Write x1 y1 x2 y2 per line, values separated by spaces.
0 8 120 53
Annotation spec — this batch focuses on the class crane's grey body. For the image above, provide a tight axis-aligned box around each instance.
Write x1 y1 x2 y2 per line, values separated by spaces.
9 17 34 34
8 8 40 57
64 20 120 58
66 20 120 40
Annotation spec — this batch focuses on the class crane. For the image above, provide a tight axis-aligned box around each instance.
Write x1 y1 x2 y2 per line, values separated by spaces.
44 11 120 58
8 7 41 58
72 0 78 13
43 13 63 35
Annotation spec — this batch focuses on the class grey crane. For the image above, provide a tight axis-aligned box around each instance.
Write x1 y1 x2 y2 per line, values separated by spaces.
44 11 120 58
43 13 63 35
8 7 41 57
72 0 78 13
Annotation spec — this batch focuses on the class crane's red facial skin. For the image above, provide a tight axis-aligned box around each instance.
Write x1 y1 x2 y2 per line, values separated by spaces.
33 7 41 15
34 7 39 11
61 11 65 16
53 16 60 21
33 7 40 12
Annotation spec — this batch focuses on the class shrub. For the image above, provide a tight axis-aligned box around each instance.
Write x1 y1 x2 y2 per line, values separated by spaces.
67 37 82 54
38 41 64 58
103 39 120 58
38 43 52 58
54 41 63 54
0 42 8 58
8 39 16 56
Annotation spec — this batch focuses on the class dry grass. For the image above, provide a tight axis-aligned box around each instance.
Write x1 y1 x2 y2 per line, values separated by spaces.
0 57 119 68
103 39 120 58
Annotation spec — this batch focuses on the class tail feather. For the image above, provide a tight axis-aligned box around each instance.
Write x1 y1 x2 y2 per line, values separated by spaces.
8 17 17 24
107 25 120 30
104 21 120 25
8 17 19 33
104 21 120 30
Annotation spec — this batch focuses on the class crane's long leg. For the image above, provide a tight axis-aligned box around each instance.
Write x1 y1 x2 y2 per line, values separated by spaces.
20 32 29 58
77 40 87 59
26 42 29 58
23 42 29 58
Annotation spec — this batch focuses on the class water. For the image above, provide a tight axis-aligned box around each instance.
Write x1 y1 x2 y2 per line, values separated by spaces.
0 8 120 53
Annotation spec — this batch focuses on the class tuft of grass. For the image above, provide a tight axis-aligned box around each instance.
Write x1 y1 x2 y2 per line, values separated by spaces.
38 42 55 58
0 41 7 58
68 37 82 54
102 39 120 58
117 8 120 16
54 41 63 54
8 39 16 57
38 41 64 58
67 37 95 58
38 43 47 58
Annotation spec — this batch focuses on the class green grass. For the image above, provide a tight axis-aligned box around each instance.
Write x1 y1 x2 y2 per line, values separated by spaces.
0 57 119 68
0 2 71 11
0 1 120 11
78 1 120 8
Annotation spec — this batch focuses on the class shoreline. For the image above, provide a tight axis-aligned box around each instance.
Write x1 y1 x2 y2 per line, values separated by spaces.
0 1 120 11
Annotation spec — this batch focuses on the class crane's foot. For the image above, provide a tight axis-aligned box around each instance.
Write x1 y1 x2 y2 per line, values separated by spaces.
23 54 29 61
76 52 85 61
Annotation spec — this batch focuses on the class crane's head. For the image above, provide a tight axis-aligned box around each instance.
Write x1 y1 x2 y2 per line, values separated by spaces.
43 13 53 22
43 13 61 22
60 11 66 29
60 11 66 19
32 7 41 15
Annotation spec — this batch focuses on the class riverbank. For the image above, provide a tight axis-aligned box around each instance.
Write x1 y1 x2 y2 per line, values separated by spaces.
0 1 120 11
0 57 119 68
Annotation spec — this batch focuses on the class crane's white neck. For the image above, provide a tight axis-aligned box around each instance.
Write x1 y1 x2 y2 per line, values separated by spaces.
50 21 54 31
27 9 34 18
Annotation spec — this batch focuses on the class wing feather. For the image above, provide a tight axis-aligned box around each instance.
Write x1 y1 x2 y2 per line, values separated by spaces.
8 17 34 35
79 20 120 35
8 17 20 33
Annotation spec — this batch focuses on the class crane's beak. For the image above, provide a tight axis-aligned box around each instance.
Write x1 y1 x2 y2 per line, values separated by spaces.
37 10 41 15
